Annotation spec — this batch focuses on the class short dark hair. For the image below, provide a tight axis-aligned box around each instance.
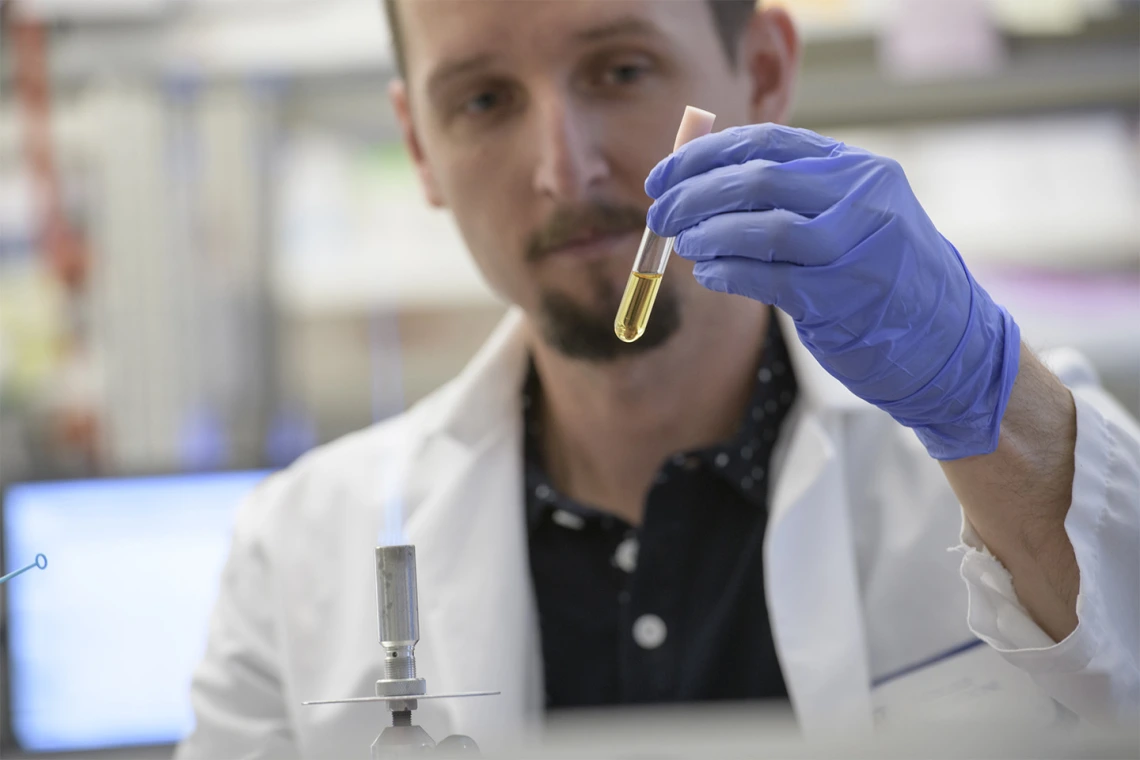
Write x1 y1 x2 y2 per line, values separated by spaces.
382 0 758 77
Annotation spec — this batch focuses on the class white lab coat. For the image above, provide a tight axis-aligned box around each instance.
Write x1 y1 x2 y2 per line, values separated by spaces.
177 310 1139 760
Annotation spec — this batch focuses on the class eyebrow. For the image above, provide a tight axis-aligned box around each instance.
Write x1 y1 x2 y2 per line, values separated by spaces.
425 16 662 96
426 53 496 97
573 16 661 44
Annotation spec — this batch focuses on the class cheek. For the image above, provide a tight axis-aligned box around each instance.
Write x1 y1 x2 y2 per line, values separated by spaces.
662 255 717 305
433 149 537 301
601 103 686 191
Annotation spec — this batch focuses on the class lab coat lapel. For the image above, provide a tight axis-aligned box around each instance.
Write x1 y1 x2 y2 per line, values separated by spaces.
764 313 874 737
403 311 543 750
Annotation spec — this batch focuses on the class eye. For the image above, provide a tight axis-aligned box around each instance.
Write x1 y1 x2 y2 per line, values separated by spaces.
452 81 520 124
602 62 648 87
587 51 658 91
464 90 501 115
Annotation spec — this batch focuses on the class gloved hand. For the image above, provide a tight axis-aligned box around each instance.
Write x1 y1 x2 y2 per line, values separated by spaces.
645 124 1020 460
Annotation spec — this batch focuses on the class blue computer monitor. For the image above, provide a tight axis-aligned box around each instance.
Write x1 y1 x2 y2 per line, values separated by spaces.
3 470 273 752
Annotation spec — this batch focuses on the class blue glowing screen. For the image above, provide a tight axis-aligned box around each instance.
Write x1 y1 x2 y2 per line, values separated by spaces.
3 471 272 751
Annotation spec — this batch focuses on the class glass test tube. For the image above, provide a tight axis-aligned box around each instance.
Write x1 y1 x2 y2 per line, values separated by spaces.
614 230 673 343
614 106 716 343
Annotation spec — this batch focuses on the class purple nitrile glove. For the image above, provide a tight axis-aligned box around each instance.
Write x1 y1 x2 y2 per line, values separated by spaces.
645 123 1020 460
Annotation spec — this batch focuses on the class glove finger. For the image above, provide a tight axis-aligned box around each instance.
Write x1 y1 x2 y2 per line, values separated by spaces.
647 155 855 238
673 209 840 267
646 123 842 199
690 256 807 321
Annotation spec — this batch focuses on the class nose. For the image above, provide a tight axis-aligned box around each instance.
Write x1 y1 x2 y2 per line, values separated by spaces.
531 95 609 201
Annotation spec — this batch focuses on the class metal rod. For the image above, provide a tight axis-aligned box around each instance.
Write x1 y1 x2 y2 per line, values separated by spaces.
374 545 427 702
376 545 419 648
302 691 500 706
0 554 47 585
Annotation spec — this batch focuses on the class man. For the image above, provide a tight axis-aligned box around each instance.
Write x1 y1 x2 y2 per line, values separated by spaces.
177 2 1139 757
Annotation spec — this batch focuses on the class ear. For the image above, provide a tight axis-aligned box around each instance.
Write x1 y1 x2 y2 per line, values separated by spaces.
740 6 801 125
389 79 446 208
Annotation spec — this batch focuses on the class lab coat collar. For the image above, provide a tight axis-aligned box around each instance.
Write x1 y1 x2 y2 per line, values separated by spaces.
767 311 875 736
764 406 874 736
412 309 531 448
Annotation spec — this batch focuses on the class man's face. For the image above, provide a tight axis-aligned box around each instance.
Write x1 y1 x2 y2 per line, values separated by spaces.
394 0 761 360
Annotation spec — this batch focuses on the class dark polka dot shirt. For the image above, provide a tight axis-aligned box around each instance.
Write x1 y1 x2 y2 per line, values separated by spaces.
524 312 797 709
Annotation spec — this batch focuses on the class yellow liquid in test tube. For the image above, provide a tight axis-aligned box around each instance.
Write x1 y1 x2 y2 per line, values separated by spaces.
614 272 663 343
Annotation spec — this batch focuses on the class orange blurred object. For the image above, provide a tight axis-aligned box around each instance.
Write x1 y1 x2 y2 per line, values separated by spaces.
7 3 89 291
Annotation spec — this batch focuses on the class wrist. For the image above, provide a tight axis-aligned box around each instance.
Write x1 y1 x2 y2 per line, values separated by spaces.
881 286 1021 460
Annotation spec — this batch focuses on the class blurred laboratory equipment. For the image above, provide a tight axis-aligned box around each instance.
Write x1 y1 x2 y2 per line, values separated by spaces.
303 545 498 757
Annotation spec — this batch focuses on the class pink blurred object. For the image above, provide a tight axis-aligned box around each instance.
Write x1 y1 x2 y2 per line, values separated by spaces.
981 266 1140 318
879 0 1006 81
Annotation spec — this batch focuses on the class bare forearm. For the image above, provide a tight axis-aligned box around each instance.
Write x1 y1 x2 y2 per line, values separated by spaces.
940 343 1079 642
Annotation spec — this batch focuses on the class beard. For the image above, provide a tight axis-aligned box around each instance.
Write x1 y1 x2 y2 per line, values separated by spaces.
525 199 684 362
537 270 681 362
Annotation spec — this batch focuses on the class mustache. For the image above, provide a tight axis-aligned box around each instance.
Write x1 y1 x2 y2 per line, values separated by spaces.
525 202 647 262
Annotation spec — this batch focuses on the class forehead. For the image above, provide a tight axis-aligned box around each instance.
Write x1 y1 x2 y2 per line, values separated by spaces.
396 0 714 82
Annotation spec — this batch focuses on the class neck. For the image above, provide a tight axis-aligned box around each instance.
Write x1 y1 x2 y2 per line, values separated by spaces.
527 302 771 525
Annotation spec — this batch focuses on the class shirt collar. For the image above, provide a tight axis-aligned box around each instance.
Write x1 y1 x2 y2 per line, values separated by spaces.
523 312 797 531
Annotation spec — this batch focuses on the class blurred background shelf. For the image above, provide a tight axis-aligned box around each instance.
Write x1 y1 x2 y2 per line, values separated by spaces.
6 0 1138 127
2 0 1137 488
795 11 1139 127
1 0 1138 473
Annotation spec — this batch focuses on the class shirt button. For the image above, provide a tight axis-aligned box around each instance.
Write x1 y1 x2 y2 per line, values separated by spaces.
613 536 639 573
632 614 667 650
551 509 585 530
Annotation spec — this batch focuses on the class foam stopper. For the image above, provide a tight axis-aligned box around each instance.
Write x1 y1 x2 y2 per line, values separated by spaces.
672 106 717 150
